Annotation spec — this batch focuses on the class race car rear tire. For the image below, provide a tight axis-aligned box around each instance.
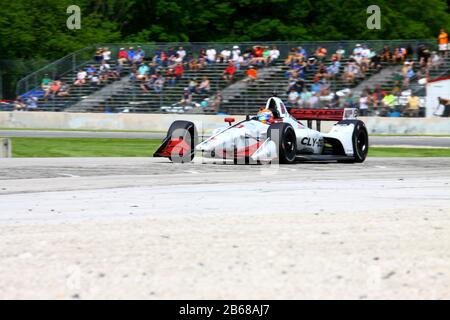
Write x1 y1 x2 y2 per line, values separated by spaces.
337 120 369 163
268 123 297 164
167 120 198 163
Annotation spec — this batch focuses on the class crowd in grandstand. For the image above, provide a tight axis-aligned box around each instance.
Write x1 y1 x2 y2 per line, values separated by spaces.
282 36 449 117
8 27 448 116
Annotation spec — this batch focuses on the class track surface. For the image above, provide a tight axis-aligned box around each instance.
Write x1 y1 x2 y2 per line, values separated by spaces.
0 157 449 299
1 130 450 147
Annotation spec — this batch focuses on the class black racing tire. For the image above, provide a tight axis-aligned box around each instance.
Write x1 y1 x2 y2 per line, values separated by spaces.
268 122 297 164
166 120 198 163
337 120 369 163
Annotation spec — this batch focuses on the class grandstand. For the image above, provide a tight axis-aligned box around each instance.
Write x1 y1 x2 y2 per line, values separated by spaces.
12 40 450 116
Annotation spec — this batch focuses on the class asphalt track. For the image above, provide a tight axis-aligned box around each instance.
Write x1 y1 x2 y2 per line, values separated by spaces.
1 130 450 147
0 157 449 299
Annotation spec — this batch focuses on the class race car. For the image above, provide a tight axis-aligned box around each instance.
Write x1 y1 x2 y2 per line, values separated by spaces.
154 96 369 164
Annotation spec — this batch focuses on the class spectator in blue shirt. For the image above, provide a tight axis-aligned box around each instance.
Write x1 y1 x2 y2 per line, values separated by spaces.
127 47 135 62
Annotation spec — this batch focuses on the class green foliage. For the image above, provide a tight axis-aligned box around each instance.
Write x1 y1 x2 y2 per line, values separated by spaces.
1 0 448 61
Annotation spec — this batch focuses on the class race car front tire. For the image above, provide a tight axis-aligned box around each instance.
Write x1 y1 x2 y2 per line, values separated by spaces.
338 120 369 163
268 123 297 164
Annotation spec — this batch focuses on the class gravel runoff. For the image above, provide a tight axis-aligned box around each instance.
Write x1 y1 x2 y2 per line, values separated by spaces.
0 157 449 299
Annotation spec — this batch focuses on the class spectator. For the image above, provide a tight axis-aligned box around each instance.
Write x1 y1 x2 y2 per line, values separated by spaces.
232 46 241 62
13 96 26 111
189 56 204 71
197 76 210 95
402 94 420 117
114 59 125 78
177 46 186 60
180 88 192 106
315 46 327 60
370 52 382 71
223 61 236 82
326 55 341 77
199 48 207 60
57 82 70 97
74 69 87 86
94 48 103 62
140 77 154 93
393 46 407 64
206 46 217 63
102 47 111 62
87 64 97 74
137 63 149 81
359 95 369 116
118 48 128 63
288 79 305 93
165 67 176 86
153 73 165 93
232 47 244 71
44 80 61 99
245 66 257 83
342 60 359 84
438 28 449 57
127 47 135 63
430 51 443 70
99 60 111 82
288 89 299 107
188 78 198 94
299 88 312 108
26 95 38 110
335 46 345 60
220 47 231 62
253 45 264 58
402 61 415 87
41 74 52 92
297 46 308 60
306 57 318 72
174 63 184 80
268 46 280 64
382 92 396 114
381 45 391 63
89 72 100 87
309 92 319 108
353 44 363 56
211 91 223 113
371 85 386 114
310 78 323 94
344 92 357 108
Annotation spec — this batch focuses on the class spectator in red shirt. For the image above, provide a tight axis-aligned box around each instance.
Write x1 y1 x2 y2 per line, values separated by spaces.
253 46 264 58
118 48 128 64
174 63 184 79
223 61 236 82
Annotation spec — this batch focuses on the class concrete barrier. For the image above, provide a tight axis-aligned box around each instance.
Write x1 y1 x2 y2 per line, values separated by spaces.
0 138 12 158
0 112 450 134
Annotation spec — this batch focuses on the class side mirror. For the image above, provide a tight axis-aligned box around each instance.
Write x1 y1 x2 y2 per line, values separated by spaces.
224 117 236 126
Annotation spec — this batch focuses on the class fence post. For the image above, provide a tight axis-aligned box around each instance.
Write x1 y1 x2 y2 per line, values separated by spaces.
0 138 12 158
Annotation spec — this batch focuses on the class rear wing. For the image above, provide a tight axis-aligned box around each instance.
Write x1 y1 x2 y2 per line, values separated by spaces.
289 108 358 131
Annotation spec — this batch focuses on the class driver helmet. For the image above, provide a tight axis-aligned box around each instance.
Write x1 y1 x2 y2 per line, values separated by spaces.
257 108 273 124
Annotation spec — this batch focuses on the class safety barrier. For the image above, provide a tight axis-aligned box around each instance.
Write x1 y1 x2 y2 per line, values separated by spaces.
1 112 450 134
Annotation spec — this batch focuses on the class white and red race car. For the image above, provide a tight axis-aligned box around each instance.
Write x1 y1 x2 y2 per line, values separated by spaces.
154 96 369 164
